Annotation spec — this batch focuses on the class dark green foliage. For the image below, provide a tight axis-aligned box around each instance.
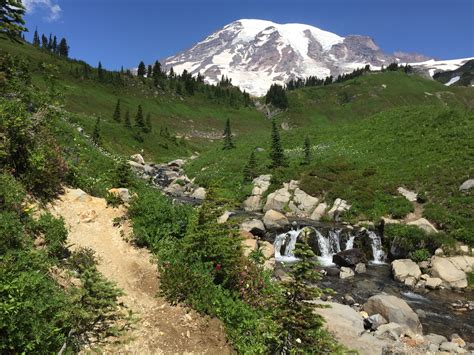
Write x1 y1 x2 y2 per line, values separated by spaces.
303 136 311 165
269 118 286 168
0 172 26 214
222 118 235 150
58 38 69 57
265 84 288 109
144 112 152 133
135 104 145 129
34 213 68 259
123 109 131 128
33 28 40 47
137 61 146 77
115 159 132 187
0 211 24 253
279 232 339 353
243 150 257 182
112 98 121 122
0 0 27 37
409 248 430 262
97 61 104 81
91 116 101 145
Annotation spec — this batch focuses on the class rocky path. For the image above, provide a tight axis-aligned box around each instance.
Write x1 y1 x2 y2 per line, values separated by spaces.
49 188 231 354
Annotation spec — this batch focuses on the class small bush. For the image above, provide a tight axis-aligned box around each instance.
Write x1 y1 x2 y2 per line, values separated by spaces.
34 213 69 259
0 173 26 214
0 211 25 253
409 248 430 262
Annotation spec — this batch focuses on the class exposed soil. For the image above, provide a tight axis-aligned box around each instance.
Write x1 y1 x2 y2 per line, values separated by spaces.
49 187 232 354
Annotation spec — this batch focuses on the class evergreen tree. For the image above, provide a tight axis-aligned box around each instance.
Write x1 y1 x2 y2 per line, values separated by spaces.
168 67 175 79
303 136 311 165
47 34 53 51
243 150 257 182
269 118 286 168
52 35 58 54
112 99 121 122
135 105 145 129
222 118 235 150
33 28 40 47
0 0 27 37
265 84 288 109
124 110 131 128
147 65 153 78
144 113 152 133
137 61 146 77
279 231 329 353
91 117 101 145
41 34 48 49
97 61 104 81
115 159 132 187
58 38 69 57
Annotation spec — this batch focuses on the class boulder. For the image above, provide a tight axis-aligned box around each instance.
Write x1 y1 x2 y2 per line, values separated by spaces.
397 187 417 202
243 195 262 211
339 266 355 279
69 188 91 202
439 342 461 352
450 333 466 348
251 175 272 196
217 210 233 224
391 259 422 283
108 188 131 203
407 218 438 234
364 294 423 334
430 256 468 289
190 187 206 200
240 219 265 236
425 277 442 289
283 180 300 191
310 202 328 221
449 255 474 273
258 241 275 259
263 210 289 230
168 159 186 168
313 301 390 354
327 198 351 221
242 239 258 257
375 323 406 340
366 314 388 330
288 188 319 216
459 179 474 192
355 263 367 273
333 249 368 267
130 153 145 165
263 187 291 212
164 183 185 196
425 333 447 345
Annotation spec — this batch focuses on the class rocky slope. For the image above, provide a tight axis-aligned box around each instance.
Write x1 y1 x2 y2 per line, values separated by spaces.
162 19 433 96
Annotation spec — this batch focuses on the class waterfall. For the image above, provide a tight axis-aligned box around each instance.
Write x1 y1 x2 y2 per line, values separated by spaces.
329 230 342 254
315 229 336 266
274 230 300 262
345 235 355 250
368 231 385 264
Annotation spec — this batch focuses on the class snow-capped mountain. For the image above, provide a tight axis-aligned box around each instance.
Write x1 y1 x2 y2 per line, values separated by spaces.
162 19 436 96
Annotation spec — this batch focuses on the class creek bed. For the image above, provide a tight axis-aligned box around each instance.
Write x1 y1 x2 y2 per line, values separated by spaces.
318 263 474 342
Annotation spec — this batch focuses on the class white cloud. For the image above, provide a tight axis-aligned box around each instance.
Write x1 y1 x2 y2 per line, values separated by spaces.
23 0 62 22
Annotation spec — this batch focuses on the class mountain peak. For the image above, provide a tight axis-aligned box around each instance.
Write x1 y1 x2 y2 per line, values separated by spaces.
162 19 432 96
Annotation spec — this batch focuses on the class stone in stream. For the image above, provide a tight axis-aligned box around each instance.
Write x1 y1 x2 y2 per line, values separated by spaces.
439 341 461 353
366 314 388 331
355 263 367 273
262 210 289 230
425 333 447 345
430 256 468 289
240 219 265 237
363 294 423 334
450 333 466 348
391 259 422 283
333 249 367 267
339 266 355 279
425 277 442 289
310 202 328 221
288 188 319 217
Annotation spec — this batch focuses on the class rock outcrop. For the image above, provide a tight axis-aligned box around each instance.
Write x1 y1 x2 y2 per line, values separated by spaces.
391 259 422 283
430 256 470 289
243 175 272 211
263 187 291 212
263 210 289 230
363 294 422 334
333 249 367 267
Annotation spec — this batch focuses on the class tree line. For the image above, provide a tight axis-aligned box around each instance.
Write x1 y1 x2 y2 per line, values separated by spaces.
32 29 70 57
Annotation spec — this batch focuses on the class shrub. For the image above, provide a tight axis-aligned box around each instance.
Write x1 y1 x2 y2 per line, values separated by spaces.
34 213 69 259
0 173 26 214
0 211 25 253
409 248 430 262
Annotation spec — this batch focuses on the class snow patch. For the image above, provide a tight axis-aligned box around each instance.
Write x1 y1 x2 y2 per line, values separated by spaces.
445 76 460 86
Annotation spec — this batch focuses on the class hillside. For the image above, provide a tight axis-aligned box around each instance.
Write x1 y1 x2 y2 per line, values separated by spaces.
433 59 474 87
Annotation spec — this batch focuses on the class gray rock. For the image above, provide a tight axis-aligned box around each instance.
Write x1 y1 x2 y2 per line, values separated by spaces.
459 179 474 192
425 333 447 345
367 314 388 330
243 195 263 212
263 210 289 230
130 153 145 165
428 344 439 352
397 187 418 202
217 210 233 224
392 259 422 283
327 198 351 221
310 202 328 221
263 187 291 212
364 294 423 334
242 238 257 257
431 256 468 289
425 277 442 289
439 341 460 352
240 219 265 236
190 187 206 200
339 266 355 279
375 322 405 340
355 263 367 273
407 218 438 234
288 188 319 217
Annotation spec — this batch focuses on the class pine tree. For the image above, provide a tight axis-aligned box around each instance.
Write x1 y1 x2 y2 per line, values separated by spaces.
243 150 257 182
303 136 311 165
144 113 152 133
112 99 121 122
0 0 27 37
222 118 235 150
265 84 288 109
116 159 132 187
92 117 101 145
137 61 146 77
52 35 58 54
47 34 53 51
270 118 286 168
124 110 131 128
41 34 48 49
98 61 104 81
135 105 145 129
33 28 40 47
279 231 329 353
58 38 69 57
147 65 153 78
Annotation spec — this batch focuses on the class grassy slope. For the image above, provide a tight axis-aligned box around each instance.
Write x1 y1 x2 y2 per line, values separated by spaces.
0 36 268 162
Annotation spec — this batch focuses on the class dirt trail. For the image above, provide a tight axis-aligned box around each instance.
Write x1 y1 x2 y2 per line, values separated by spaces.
49 188 231 354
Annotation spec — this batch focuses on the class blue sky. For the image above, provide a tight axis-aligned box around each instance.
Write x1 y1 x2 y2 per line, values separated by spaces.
23 0 474 70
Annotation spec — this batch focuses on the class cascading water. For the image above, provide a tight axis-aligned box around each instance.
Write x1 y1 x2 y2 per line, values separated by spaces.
274 230 300 262
274 227 385 266
368 231 385 264
345 235 355 250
